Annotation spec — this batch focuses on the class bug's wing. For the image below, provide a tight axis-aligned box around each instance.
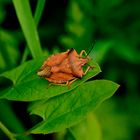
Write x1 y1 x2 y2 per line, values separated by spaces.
58 58 73 74
46 72 75 84
41 50 70 69
51 58 72 74
68 49 88 78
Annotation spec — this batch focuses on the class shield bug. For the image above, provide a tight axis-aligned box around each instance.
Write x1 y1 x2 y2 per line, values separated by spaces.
37 48 91 85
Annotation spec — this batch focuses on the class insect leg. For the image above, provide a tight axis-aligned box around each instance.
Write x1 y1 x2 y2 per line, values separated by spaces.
51 83 68 86
80 50 88 57
83 66 91 75
69 78 78 85
80 50 91 60
64 78 77 89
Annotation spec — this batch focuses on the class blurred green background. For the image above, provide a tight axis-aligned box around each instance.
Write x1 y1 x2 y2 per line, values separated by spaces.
0 0 140 139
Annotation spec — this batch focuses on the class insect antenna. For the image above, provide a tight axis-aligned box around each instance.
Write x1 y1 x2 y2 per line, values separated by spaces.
86 40 96 56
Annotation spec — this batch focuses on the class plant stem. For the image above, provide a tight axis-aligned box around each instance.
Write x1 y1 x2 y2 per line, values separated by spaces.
20 0 46 63
13 0 43 59
34 0 46 26
0 121 16 140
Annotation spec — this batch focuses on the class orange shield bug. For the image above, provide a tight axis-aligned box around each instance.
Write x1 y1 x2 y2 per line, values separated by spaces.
37 48 91 85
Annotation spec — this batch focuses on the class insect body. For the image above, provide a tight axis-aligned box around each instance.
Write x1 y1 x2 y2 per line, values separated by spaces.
37 48 91 85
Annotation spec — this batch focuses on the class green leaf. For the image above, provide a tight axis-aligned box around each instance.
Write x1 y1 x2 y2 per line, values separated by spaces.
12 0 43 58
69 113 102 140
29 80 119 134
0 58 101 101
0 30 19 72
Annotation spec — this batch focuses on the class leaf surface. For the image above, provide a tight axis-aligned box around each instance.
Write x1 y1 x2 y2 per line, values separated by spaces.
69 113 102 140
29 80 119 134
0 58 100 101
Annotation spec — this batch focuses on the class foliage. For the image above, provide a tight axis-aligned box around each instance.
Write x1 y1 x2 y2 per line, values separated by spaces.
0 57 101 101
0 0 139 140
